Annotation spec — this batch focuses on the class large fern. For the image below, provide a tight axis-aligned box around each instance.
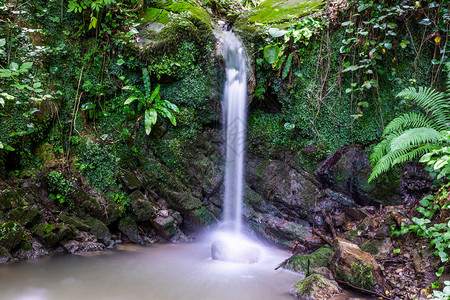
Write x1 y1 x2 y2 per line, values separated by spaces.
369 72 450 181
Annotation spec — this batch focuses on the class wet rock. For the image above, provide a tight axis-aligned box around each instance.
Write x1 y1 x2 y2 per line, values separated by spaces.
290 274 341 300
0 189 28 210
0 221 25 251
344 206 375 221
129 190 155 222
316 145 401 206
249 214 315 248
331 238 385 292
118 217 144 245
283 246 333 273
246 159 324 221
360 239 393 257
151 215 176 240
80 197 104 220
59 215 91 231
63 239 105 254
8 206 42 228
119 170 141 192
0 245 12 263
86 218 111 244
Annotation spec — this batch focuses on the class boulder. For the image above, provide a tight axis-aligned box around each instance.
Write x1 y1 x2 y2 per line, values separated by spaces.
151 215 176 240
316 145 401 206
118 217 144 245
290 274 341 300
129 190 155 222
331 238 385 292
86 218 111 244
119 170 141 192
63 231 105 254
8 206 42 228
59 215 91 231
0 221 25 251
0 189 28 210
0 245 12 263
32 223 75 248
360 239 393 257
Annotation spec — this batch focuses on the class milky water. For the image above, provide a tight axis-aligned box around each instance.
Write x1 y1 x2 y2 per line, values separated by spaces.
222 30 247 234
0 243 302 300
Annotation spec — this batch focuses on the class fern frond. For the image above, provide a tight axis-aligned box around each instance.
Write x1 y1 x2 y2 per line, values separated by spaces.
398 86 450 131
392 144 440 165
370 131 402 164
390 127 443 152
383 112 433 136
369 149 402 181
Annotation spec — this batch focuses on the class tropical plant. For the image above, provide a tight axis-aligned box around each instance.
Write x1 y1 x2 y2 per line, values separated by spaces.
123 68 179 135
369 71 450 181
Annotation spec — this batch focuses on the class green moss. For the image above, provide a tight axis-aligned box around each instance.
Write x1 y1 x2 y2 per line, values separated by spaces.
342 260 376 290
0 189 27 211
285 246 333 273
193 207 216 226
8 206 42 227
0 221 25 251
247 0 323 25
32 223 60 247
86 217 111 242
140 8 171 24
59 215 91 231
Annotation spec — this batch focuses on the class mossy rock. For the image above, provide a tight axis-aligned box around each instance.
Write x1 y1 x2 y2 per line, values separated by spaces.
86 218 111 243
8 206 43 228
118 217 144 244
32 223 59 248
32 223 75 248
0 245 12 263
291 274 341 300
80 197 104 220
284 246 333 273
119 170 141 191
59 215 91 231
245 0 323 26
129 190 155 222
0 189 28 210
0 221 25 251
192 207 217 226
104 201 125 225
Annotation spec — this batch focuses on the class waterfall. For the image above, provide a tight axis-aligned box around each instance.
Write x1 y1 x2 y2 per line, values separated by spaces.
221 30 247 235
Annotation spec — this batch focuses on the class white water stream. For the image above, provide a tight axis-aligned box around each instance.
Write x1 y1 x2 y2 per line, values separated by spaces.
222 30 247 235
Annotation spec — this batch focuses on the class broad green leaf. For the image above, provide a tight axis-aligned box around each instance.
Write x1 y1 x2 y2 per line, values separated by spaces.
117 59 125 66
267 28 287 38
20 62 33 71
263 44 280 64
149 85 160 104
142 68 151 98
0 69 12 78
161 100 179 113
0 39 5 47
144 109 158 135
419 19 432 26
282 54 293 80
9 62 19 71
124 96 138 105
342 65 360 72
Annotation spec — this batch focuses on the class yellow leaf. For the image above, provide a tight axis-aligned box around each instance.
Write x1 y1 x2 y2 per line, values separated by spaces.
435 36 441 43
382 48 386 54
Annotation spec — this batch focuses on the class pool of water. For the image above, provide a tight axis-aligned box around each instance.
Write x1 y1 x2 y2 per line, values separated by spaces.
0 240 373 300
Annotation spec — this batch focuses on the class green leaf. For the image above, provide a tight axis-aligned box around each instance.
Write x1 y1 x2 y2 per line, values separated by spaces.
20 62 33 71
144 109 158 135
384 42 393 50
142 68 151 98
267 28 287 38
263 44 280 64
148 85 160 104
117 59 125 66
124 96 138 105
161 100 179 113
342 65 360 72
419 19 432 26
282 54 293 80
9 62 19 71
0 39 5 47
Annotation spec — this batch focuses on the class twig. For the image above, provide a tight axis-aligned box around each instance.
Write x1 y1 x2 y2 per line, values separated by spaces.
335 279 393 300
312 227 332 246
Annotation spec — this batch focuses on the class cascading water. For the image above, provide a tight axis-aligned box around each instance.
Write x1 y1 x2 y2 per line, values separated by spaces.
210 28 261 264
221 30 247 235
